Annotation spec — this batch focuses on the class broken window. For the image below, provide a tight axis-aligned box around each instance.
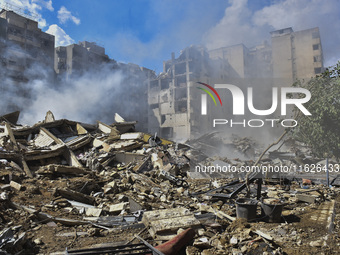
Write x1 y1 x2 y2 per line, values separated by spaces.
149 103 158 109
175 101 187 113
8 26 23 36
313 44 319 50
189 61 201 73
161 115 166 125
150 80 159 89
160 127 173 138
175 87 187 100
58 62 66 70
175 76 186 87
161 79 170 90
175 62 186 75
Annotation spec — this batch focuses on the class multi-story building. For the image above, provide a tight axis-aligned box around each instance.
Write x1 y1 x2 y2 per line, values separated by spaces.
148 27 324 140
209 44 250 80
210 27 323 87
0 9 55 112
148 45 230 140
271 27 323 87
55 41 112 79
0 9 54 83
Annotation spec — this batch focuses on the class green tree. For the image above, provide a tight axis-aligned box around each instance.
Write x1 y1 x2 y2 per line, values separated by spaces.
292 62 340 159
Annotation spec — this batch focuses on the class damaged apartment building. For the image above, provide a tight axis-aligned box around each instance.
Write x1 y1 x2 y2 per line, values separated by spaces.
0 8 154 131
54 41 112 80
148 27 324 140
0 9 55 112
148 46 232 141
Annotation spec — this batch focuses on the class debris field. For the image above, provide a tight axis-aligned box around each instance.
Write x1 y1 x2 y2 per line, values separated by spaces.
0 111 339 255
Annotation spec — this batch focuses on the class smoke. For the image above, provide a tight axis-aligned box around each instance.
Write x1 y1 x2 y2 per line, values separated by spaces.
1 0 339 142
20 65 123 125
0 52 149 129
31 67 147 129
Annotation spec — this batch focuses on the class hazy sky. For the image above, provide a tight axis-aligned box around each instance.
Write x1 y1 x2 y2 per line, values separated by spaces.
1 0 339 72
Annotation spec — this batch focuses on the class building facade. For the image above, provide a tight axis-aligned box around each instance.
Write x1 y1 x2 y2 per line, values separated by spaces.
148 27 324 140
0 9 55 112
271 27 323 87
148 45 230 140
55 41 111 79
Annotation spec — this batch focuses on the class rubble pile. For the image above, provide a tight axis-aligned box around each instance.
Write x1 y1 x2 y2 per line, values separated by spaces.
0 111 339 255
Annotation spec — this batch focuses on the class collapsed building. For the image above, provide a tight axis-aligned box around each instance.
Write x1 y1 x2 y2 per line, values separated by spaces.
0 111 339 254
0 7 325 138
148 45 231 141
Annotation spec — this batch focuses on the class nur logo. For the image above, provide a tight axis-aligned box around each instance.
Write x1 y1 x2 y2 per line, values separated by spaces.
197 82 312 116
196 82 223 115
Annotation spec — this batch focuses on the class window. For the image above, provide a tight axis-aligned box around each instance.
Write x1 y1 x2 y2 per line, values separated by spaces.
314 67 322 74
160 127 173 138
313 44 319 50
161 115 166 125
161 80 170 90
313 55 321 62
149 103 158 109
150 80 159 89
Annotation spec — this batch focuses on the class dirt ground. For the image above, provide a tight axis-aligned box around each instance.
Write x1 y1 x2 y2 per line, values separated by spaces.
1 175 339 255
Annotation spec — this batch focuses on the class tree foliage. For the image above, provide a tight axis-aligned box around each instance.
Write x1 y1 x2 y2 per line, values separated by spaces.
292 62 340 159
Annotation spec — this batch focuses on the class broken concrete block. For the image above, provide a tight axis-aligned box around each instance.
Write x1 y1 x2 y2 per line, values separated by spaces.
230 236 238 245
10 180 22 191
44 111 55 123
33 238 43 245
55 188 95 205
120 132 143 140
85 208 102 217
114 113 125 123
98 121 120 136
104 181 118 194
142 208 200 238
0 192 8 200
151 153 163 169
109 202 129 213
296 194 316 203
92 138 104 147
193 237 211 249
267 191 279 198
36 164 88 175
128 197 143 212
309 239 323 247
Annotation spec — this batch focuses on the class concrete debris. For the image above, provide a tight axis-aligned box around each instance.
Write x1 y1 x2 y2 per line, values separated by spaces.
0 111 339 254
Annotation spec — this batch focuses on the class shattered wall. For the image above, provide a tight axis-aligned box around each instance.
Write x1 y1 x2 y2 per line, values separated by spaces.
147 45 230 141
